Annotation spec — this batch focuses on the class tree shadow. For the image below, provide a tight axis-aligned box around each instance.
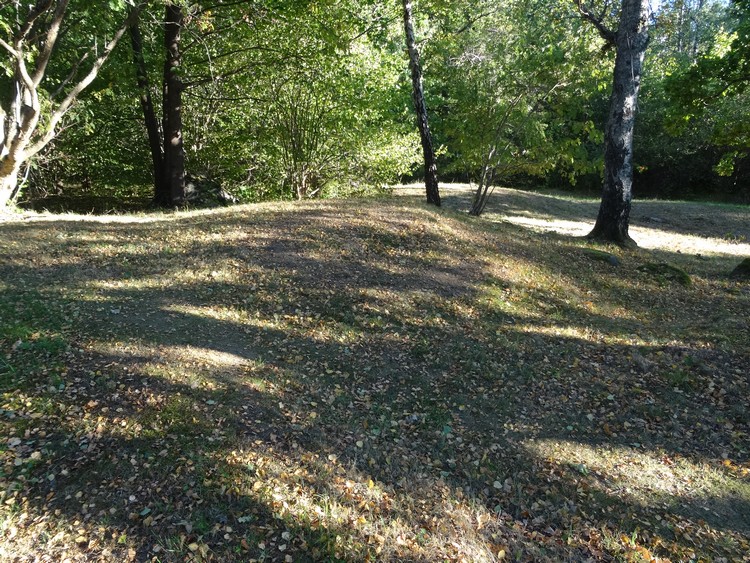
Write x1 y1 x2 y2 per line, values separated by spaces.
398 185 750 247
1 198 749 560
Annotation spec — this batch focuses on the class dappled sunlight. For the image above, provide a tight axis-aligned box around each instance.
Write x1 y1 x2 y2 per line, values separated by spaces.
501 215 593 236
221 447 504 561
3 203 270 225
93 342 253 373
163 304 251 326
514 324 658 347
2 193 749 561
396 184 750 258
502 215 750 256
525 439 750 521
627 227 750 257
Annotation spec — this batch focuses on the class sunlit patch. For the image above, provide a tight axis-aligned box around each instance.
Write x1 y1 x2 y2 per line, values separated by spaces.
502 215 591 237
499 217 750 257
163 303 249 324
161 346 251 369
525 439 750 516
221 447 506 561
514 324 657 346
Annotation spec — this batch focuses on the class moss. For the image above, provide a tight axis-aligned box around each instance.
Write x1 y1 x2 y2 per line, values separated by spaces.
636 262 692 286
583 249 621 266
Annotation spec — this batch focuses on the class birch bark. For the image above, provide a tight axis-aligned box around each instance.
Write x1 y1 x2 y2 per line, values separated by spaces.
402 0 440 207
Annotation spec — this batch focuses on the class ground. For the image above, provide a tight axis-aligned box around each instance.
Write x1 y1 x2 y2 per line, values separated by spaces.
0 186 748 562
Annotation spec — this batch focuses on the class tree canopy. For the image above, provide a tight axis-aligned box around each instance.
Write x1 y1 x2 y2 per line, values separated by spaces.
0 0 747 210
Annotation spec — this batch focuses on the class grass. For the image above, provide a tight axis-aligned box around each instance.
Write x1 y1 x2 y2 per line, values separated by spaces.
0 186 748 561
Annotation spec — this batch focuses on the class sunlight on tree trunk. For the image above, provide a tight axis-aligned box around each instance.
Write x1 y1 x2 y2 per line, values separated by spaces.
402 0 441 207
578 0 650 247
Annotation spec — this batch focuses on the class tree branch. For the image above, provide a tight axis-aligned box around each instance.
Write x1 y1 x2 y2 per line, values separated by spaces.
51 51 90 99
32 0 70 86
0 37 20 58
15 0 56 42
25 5 143 158
574 0 616 44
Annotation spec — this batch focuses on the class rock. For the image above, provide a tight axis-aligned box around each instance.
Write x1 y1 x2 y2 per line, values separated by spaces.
583 249 621 266
636 262 691 286
730 258 750 280
184 174 239 206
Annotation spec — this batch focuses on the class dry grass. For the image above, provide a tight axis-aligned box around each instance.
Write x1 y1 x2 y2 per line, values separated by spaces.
0 187 748 562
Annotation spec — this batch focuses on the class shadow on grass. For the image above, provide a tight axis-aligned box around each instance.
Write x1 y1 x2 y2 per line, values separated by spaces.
1 198 749 560
424 186 750 244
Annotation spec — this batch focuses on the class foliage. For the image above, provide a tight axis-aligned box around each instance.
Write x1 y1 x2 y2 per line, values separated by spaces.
426 0 606 188
14 1 421 205
3 0 749 208
660 0 750 198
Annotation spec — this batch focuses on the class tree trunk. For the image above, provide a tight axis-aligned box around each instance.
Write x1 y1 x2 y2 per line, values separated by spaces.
401 0 440 207
588 0 649 247
0 158 21 208
129 9 168 205
162 3 186 206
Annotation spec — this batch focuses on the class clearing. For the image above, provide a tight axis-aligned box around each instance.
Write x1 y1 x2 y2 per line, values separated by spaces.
1 186 749 562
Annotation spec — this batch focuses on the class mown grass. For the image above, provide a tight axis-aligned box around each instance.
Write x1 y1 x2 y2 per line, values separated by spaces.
0 189 749 562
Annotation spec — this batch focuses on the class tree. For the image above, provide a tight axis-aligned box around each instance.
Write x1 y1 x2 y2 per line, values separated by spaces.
402 0 441 206
427 0 603 216
577 0 650 246
0 1 141 208
664 0 750 196
129 6 168 204
161 2 186 205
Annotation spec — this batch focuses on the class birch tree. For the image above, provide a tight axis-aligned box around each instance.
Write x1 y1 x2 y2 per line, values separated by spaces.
402 0 440 207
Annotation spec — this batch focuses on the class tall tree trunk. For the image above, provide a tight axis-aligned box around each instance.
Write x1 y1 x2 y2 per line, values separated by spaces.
162 3 185 206
401 0 440 207
677 0 685 53
129 9 168 205
690 0 705 61
588 0 649 247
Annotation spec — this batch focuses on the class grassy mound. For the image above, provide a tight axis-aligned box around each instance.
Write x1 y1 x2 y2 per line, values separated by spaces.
1 192 749 561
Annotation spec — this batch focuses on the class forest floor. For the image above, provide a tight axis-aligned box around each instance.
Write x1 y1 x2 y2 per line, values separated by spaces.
1 186 749 562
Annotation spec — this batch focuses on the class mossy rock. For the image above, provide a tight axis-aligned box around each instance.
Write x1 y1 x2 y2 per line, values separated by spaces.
730 258 750 280
636 262 691 287
583 249 620 266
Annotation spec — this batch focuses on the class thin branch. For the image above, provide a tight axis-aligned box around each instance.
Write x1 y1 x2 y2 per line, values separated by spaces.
25 5 143 158
574 0 616 44
15 0 55 43
0 37 20 57
454 7 502 35
51 50 90 99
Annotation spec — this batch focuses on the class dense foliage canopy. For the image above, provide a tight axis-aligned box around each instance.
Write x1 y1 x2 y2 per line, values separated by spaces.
1 0 748 208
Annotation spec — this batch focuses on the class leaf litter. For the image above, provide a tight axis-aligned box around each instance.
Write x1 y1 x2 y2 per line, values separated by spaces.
0 191 748 561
